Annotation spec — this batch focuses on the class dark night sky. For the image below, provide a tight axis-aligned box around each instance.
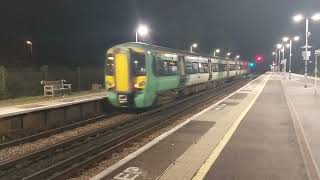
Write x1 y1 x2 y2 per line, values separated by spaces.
1 0 320 72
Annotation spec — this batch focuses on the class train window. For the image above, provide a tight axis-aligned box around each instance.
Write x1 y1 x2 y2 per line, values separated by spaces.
212 64 218 72
229 64 236 71
157 59 178 76
131 51 146 76
218 64 226 71
192 62 199 73
202 63 209 73
199 63 204 73
106 55 115 75
185 62 193 74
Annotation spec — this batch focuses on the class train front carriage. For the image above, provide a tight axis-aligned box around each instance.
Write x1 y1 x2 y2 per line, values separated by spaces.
105 45 154 108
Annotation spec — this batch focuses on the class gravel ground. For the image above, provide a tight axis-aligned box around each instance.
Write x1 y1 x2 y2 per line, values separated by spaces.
0 113 135 162
67 91 232 180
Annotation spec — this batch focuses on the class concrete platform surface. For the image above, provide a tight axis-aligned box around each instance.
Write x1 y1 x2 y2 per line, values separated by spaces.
92 74 271 180
0 91 107 118
92 72 320 180
203 77 308 180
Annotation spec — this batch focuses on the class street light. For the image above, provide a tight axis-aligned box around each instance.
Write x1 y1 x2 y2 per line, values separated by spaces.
293 13 320 87
226 52 231 59
190 43 198 53
276 44 283 72
25 40 33 61
293 14 304 22
213 48 220 57
282 36 300 79
135 24 149 42
294 36 300 41
272 51 278 71
311 13 320 21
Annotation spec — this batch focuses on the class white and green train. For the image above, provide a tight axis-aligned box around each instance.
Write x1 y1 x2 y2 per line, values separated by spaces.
105 42 249 108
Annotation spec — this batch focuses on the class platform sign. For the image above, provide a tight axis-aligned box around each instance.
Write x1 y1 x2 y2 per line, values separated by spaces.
302 51 311 61
315 49 320 55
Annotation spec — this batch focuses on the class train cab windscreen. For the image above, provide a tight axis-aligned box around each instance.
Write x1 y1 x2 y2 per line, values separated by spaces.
131 51 146 76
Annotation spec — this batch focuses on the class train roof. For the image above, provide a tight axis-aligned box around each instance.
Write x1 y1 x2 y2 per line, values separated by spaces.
109 42 235 62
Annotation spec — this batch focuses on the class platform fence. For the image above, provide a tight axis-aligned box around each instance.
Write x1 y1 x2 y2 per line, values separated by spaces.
0 65 105 100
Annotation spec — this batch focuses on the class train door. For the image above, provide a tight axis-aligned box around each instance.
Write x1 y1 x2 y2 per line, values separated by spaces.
178 55 187 86
227 59 230 78
208 59 212 80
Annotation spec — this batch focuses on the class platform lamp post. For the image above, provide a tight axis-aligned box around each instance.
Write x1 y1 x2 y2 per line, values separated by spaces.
235 55 240 75
277 44 283 73
282 36 300 79
293 13 320 88
26 41 33 62
135 24 149 43
226 52 231 59
213 48 221 57
190 43 198 53
315 49 320 94
280 46 286 78
272 51 278 72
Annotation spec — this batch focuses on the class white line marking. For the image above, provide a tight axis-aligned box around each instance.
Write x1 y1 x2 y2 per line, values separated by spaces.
91 75 266 180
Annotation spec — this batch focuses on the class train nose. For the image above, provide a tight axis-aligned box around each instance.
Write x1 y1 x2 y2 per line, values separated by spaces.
117 94 128 104
115 53 131 93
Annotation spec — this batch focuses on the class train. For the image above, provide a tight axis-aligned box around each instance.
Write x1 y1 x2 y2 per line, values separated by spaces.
105 42 249 108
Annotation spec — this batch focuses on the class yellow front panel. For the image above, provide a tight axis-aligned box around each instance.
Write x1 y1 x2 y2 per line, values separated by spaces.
133 76 147 89
115 53 129 92
105 75 115 89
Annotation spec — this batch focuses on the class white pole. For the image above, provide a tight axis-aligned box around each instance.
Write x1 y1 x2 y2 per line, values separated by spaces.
315 54 318 94
289 40 292 79
304 18 309 88
278 50 281 73
135 31 138 42
274 51 278 71
282 46 285 78
190 46 193 53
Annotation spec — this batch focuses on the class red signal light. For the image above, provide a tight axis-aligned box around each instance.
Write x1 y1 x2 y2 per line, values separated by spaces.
254 55 264 64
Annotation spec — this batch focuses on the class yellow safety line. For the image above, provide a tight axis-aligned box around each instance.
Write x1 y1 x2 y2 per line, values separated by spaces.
192 74 270 180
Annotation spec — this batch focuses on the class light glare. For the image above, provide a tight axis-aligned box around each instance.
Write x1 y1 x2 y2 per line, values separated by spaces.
293 14 304 22
311 13 320 21
137 25 149 36
192 43 198 48
293 36 300 41
26 41 32 45
215 49 221 53
276 44 283 49
282 37 289 42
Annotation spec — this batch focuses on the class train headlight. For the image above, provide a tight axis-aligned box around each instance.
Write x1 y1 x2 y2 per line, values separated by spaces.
134 81 146 89
106 80 115 89
106 76 115 89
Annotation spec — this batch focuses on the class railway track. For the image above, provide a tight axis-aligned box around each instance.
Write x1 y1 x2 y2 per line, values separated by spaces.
0 76 255 180
0 112 120 149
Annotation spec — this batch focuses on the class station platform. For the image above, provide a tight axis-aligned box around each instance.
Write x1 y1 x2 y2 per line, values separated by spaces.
92 72 320 180
0 91 107 118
